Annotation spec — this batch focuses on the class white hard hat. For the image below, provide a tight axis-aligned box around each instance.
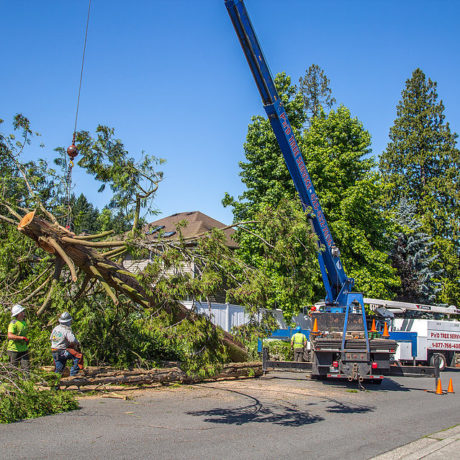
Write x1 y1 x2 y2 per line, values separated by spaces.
11 304 25 317
58 311 73 325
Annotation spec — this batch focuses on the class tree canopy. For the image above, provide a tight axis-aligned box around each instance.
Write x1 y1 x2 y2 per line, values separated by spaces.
380 68 459 304
224 72 399 314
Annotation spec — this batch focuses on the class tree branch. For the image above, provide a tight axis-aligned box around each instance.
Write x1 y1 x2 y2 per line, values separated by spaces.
44 237 78 282
75 230 115 240
17 273 53 304
37 258 64 316
61 237 127 248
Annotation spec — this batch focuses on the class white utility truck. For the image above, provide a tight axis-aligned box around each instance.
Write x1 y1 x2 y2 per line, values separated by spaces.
365 298 459 370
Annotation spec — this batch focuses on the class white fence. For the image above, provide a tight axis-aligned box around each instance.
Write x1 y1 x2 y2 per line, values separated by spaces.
181 301 310 332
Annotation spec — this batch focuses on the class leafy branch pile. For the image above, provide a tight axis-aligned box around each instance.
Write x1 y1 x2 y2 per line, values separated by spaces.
0 363 78 423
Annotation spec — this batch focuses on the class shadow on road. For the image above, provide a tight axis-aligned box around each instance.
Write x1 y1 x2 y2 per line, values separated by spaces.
319 378 411 392
325 399 374 414
186 387 323 427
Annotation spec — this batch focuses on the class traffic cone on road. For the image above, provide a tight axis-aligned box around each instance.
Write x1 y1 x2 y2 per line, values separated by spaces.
447 378 455 394
435 379 443 395
382 322 390 338
370 319 377 333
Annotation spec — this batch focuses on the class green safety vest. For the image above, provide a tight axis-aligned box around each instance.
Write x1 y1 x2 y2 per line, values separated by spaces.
292 332 306 349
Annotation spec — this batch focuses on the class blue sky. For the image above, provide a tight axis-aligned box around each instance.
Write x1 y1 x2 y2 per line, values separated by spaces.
2 0 459 225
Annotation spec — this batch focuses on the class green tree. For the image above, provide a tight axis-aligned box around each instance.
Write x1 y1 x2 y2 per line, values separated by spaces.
75 125 165 232
2 114 316 369
69 193 100 235
298 64 336 123
390 199 442 303
223 73 305 222
225 77 399 309
300 107 399 298
380 69 460 304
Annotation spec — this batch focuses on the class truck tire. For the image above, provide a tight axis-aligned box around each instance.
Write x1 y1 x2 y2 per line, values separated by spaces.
430 353 447 371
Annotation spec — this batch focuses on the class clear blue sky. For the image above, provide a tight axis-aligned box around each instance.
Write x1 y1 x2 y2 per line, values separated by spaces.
2 1 459 225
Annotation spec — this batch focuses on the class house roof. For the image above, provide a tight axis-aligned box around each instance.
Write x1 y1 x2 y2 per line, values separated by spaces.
142 211 238 248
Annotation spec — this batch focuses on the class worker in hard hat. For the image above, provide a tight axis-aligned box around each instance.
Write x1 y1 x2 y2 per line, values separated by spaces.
7 304 30 372
291 326 308 362
50 312 83 376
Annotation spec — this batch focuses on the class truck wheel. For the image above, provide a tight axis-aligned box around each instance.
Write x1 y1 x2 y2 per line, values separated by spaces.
430 353 447 371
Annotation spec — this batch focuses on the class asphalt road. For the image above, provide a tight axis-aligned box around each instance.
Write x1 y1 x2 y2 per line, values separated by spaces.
1 371 459 460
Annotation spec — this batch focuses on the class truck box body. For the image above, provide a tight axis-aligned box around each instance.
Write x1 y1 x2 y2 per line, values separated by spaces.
392 318 460 362
311 312 396 380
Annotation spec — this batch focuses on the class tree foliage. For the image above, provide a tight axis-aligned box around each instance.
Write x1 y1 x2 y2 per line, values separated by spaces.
380 69 460 304
298 64 336 123
225 74 399 311
0 365 78 424
75 125 165 232
390 199 442 303
1 113 318 372
301 107 399 298
1 115 229 372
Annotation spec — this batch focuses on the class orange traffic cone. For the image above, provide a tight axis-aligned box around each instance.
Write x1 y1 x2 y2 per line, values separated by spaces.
382 322 390 338
370 319 377 333
447 378 455 394
311 318 319 335
435 379 443 395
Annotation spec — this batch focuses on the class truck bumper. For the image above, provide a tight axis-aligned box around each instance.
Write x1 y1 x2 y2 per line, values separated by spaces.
326 373 384 380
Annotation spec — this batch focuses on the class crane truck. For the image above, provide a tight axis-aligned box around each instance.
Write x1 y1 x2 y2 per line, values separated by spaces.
225 0 396 382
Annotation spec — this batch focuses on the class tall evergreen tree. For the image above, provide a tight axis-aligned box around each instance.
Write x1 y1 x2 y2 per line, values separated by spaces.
391 199 442 304
298 64 336 124
70 193 101 235
380 68 460 304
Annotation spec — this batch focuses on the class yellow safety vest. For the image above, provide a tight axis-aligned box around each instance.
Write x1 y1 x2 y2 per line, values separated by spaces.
292 332 306 349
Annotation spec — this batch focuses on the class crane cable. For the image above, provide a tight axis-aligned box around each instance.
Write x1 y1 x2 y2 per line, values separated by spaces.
66 0 92 230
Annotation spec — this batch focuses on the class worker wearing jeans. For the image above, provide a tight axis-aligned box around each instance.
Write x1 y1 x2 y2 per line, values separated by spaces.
50 312 81 376
52 349 80 376
291 326 307 362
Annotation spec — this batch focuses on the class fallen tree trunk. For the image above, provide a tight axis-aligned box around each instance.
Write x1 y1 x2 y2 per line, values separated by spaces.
17 211 247 362
49 362 263 388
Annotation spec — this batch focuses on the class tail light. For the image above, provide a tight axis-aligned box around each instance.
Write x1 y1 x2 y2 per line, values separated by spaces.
371 362 378 369
332 361 339 368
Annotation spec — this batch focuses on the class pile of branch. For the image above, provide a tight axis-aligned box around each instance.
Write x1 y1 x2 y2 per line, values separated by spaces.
50 362 262 388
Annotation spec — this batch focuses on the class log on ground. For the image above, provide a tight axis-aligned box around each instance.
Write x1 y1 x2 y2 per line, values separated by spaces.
53 362 263 388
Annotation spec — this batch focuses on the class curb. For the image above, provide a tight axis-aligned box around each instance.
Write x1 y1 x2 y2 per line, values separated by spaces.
372 425 460 459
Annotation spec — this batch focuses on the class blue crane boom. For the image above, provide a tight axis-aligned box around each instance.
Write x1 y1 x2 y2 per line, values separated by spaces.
224 0 364 314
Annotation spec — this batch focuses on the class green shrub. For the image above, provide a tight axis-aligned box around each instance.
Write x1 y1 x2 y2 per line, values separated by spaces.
0 366 79 424
263 339 293 361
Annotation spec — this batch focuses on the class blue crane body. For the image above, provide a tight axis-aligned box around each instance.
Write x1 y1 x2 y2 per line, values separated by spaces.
225 0 360 311
224 0 398 381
